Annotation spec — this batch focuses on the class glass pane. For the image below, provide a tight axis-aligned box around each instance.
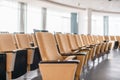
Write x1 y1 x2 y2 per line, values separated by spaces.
109 16 120 35
92 15 104 35
26 4 42 33
46 9 71 33
0 0 19 33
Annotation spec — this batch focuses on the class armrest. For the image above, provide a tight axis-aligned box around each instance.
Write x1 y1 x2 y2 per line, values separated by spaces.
64 56 77 60
0 51 15 54
71 48 90 54
26 46 38 50
104 40 109 42
0 49 26 54
79 48 90 51
61 51 87 56
86 46 94 48
40 60 79 64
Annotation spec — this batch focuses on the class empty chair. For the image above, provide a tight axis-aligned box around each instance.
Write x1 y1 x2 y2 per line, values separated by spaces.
55 33 88 80
97 35 106 56
35 32 79 80
66 34 90 65
0 34 27 80
85 35 98 63
15 33 41 71
92 35 102 61
80 34 95 61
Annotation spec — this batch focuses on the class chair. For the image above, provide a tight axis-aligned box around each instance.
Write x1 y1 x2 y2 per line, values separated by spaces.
97 36 106 56
0 34 27 80
55 33 88 80
35 32 79 80
92 35 102 61
15 33 41 71
80 34 95 61
66 34 90 65
104 35 111 50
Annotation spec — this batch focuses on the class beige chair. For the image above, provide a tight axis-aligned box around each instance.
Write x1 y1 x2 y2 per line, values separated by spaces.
97 36 106 56
55 33 88 80
92 35 102 60
35 32 79 80
15 33 41 71
0 34 27 80
66 34 90 65
80 34 95 61
86 35 97 61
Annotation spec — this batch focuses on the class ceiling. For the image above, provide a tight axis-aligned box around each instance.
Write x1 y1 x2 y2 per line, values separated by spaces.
8 0 120 13
46 0 120 12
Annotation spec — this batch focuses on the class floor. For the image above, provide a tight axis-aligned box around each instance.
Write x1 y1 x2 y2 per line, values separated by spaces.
15 49 120 80
86 49 120 80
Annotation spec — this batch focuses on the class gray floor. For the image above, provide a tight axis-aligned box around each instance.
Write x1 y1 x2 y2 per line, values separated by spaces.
86 49 120 80
17 49 120 80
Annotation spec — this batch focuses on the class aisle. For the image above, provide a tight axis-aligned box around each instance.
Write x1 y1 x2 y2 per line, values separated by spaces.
86 49 120 80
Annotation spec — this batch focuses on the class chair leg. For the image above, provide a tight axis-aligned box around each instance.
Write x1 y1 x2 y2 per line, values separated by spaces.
93 60 95 67
98 57 99 63
7 72 12 80
107 54 109 59
102 55 104 60
24 73 27 80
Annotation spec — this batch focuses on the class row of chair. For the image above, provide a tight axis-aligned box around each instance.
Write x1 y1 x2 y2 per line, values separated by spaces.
0 31 116 80
0 33 41 80
35 32 113 80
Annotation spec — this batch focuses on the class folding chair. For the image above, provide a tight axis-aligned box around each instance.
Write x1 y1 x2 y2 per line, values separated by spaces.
0 34 27 80
55 33 88 80
35 32 79 80
15 33 41 71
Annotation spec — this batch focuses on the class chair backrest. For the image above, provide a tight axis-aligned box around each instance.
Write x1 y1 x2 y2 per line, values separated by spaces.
87 35 94 45
0 34 16 52
31 33 37 47
109 36 115 41
104 36 109 41
55 33 72 53
36 32 63 61
66 34 78 50
92 35 99 44
80 34 89 46
115 36 120 41
15 34 31 49
98 35 103 43
27 34 33 43
74 34 83 48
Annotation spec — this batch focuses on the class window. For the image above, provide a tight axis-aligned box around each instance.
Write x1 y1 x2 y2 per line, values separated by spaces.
46 9 71 33
26 4 42 33
92 15 104 35
0 1 19 33
109 16 120 35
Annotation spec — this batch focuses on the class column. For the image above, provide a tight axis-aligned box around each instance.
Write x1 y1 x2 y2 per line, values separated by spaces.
41 7 47 30
87 8 92 34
